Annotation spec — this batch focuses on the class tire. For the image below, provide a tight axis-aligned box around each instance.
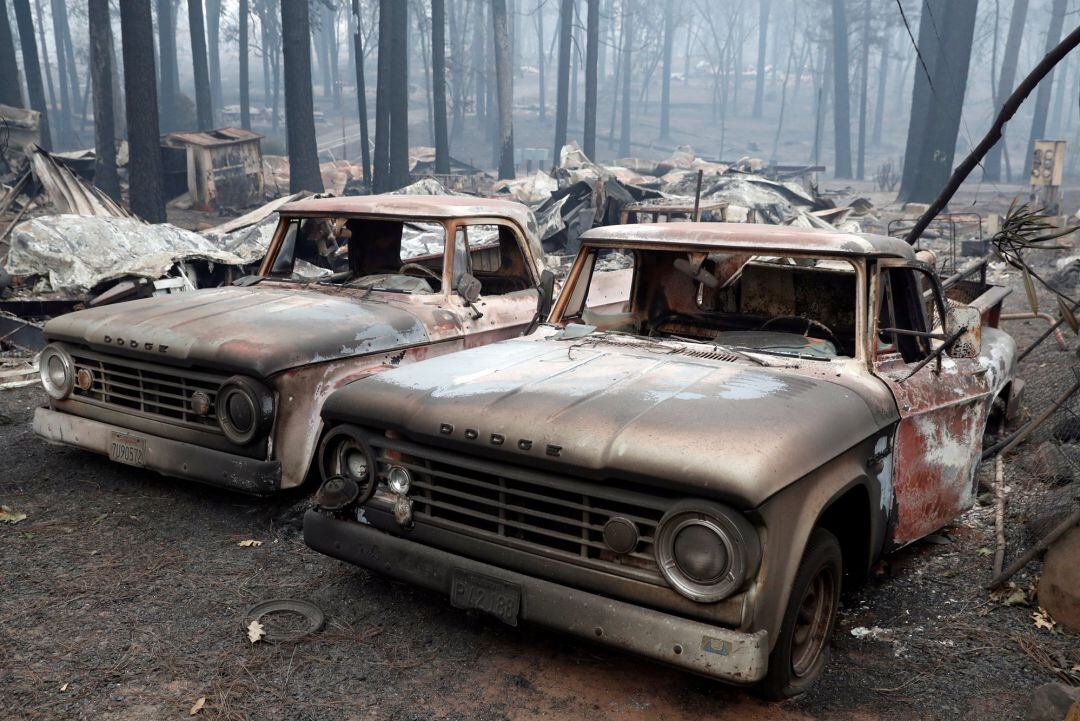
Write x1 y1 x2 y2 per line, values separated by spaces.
758 528 843 700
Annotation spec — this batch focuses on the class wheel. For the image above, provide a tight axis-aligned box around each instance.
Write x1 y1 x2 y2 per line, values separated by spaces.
758 528 842 700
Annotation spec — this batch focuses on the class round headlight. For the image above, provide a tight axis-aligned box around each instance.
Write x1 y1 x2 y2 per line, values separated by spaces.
387 465 411 495
318 425 377 506
39 344 74 400
215 376 273 445
655 501 761 603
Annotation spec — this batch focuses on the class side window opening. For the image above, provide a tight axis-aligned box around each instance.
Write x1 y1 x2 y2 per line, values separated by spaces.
459 224 534 296
877 267 932 363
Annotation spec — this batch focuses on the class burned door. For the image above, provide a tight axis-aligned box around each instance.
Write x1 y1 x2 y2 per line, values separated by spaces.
451 223 542 347
871 262 995 546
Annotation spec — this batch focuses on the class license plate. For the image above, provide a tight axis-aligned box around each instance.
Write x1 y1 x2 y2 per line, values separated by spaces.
450 570 520 626
108 432 146 467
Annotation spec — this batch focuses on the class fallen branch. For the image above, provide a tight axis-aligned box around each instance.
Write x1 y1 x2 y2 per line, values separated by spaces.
988 508 1080 589
905 24 1080 245
993 417 1007 578
981 378 1080 460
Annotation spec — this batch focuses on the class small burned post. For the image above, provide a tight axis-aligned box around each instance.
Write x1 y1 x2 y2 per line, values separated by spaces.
118 0 165 222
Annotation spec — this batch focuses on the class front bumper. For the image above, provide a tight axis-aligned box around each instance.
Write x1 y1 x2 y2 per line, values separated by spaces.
34 407 281 494
304 510 769 684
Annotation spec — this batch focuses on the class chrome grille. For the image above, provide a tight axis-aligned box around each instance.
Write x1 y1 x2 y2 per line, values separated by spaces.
70 348 225 433
369 438 669 585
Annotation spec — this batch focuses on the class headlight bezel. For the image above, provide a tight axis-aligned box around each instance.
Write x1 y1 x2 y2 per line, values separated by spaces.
318 425 377 506
654 500 761 603
215 375 274 445
39 343 75 400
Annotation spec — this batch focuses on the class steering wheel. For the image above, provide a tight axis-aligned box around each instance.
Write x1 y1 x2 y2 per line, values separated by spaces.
758 315 842 349
399 263 442 282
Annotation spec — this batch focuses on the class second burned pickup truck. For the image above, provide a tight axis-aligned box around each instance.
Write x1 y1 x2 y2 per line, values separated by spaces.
32 196 560 493
304 223 1020 698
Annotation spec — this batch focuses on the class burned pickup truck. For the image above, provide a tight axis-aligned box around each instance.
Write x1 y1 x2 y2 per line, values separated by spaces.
304 223 1019 697
33 196 557 493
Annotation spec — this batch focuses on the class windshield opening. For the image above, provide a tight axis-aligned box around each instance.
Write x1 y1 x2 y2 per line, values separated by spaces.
560 248 858 359
266 216 449 294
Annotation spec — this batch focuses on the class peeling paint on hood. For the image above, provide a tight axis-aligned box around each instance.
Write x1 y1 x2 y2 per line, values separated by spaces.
323 336 896 507
43 285 434 377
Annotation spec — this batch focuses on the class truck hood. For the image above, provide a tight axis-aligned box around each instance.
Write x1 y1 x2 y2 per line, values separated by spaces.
324 336 895 507
44 285 437 377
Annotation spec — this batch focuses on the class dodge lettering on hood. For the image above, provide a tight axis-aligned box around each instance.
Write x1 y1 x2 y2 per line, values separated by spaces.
33 196 565 494
303 223 1020 698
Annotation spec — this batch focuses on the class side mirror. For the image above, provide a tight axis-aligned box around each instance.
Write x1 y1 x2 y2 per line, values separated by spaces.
946 305 982 359
456 273 482 304
537 269 556 320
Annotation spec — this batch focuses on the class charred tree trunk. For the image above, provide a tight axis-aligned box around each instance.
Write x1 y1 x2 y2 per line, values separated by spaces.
985 0 1028 183
271 24 282 133
855 0 869 180
206 0 223 113
156 0 179 132
570 7 579 125
1024 0 1067 177
752 0 769 119
473 0 486 132
119 0 165 222
0 0 22 107
88 0 119 201
553 0 572 159
617 0 632 158
389 0 410 189
240 0 250 129
432 0 450 173
188 0 214 129
11 0 50 147
871 33 890 146
583 0 599 159
109 17 125 137
49 0 73 145
898 0 978 204
659 0 674 140
52 0 81 117
280 0 324 192
352 0 372 184
492 0 515 179
830 0 852 179
261 10 271 110
535 0 546 120
31 0 56 116
1048 52 1069 137
374 0 391 190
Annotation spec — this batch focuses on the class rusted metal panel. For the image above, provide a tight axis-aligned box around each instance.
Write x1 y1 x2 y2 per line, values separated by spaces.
877 329 1015 547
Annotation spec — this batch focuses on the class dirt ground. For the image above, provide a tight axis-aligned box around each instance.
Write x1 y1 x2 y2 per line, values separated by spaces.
3 214 1079 721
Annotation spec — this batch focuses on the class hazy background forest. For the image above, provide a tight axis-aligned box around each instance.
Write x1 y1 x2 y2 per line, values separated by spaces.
1 0 1078 217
